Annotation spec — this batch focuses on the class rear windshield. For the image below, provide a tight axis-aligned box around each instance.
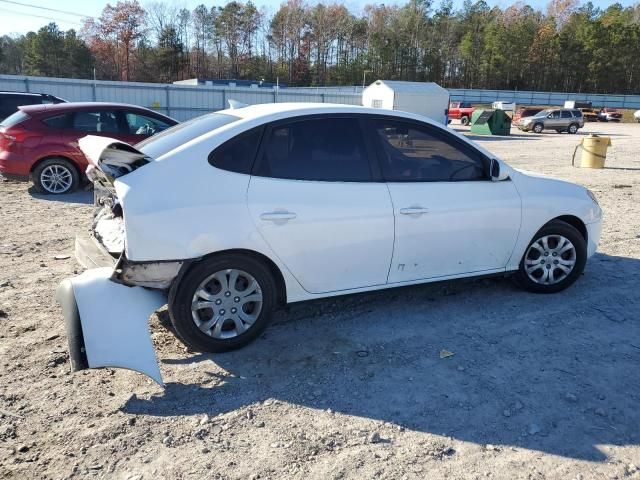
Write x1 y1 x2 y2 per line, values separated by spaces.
0 110 30 128
136 112 239 160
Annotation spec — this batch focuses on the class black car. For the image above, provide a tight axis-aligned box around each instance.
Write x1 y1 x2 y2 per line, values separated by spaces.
0 91 66 122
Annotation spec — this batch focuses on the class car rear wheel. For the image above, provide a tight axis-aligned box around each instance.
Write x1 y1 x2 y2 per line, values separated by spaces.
533 123 543 133
460 116 469 126
169 254 278 352
33 158 79 194
513 220 587 294
568 123 578 134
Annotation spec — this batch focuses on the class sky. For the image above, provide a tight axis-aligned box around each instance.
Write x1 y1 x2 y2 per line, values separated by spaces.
0 0 637 36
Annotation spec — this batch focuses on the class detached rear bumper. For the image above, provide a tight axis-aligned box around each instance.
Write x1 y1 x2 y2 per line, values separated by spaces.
56 268 167 385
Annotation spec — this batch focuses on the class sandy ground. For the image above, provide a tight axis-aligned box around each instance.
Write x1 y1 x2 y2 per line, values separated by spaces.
0 122 639 480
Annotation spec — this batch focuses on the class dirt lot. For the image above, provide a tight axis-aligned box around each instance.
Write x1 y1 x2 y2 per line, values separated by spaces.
0 122 639 480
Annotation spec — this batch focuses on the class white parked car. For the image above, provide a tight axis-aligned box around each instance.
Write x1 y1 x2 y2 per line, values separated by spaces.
57 103 603 384
634 110 640 122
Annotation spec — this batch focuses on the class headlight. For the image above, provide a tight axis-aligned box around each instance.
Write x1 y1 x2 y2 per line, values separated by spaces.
586 188 600 207
522 118 532 124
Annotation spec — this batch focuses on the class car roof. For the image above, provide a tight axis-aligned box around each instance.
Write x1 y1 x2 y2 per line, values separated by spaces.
224 102 434 123
18 102 177 121
0 91 51 97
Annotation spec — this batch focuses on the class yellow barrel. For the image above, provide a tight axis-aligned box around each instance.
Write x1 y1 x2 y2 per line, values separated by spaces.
580 134 611 169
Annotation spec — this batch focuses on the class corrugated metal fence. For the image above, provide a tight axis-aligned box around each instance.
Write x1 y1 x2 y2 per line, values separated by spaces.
1 74 639 120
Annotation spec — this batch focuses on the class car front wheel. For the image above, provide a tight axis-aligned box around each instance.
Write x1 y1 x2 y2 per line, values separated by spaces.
169 254 277 352
514 220 587 294
533 123 543 133
33 158 79 194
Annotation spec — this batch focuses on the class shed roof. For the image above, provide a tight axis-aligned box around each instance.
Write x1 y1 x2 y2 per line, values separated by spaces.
368 80 448 95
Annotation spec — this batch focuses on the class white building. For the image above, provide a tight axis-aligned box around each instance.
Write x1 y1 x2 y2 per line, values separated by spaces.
362 80 450 124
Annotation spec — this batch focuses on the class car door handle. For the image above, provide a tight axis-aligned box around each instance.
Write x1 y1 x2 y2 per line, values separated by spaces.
260 211 297 221
399 207 430 215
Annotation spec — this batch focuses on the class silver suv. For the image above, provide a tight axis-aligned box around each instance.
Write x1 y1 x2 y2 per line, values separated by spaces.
517 108 584 134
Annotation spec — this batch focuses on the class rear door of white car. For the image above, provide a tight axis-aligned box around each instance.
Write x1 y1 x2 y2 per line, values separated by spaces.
366 116 521 283
247 115 394 294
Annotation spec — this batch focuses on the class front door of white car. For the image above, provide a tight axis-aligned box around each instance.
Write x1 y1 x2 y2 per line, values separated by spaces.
247 116 395 294
367 117 522 283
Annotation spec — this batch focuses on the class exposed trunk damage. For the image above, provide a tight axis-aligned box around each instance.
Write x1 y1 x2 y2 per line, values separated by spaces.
56 268 167 385
57 137 183 384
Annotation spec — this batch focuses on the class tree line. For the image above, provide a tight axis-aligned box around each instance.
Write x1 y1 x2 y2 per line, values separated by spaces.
0 0 639 94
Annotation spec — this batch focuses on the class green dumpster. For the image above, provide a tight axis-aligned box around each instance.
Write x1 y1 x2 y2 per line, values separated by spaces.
470 109 511 135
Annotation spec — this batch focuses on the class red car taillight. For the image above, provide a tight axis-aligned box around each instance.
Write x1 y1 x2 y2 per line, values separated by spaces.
0 127 29 153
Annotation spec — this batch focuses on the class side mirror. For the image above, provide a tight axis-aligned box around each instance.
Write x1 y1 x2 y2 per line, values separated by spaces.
547 114 553 118
490 158 509 181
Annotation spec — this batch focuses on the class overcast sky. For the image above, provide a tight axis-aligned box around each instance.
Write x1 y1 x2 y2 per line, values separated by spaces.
0 0 637 36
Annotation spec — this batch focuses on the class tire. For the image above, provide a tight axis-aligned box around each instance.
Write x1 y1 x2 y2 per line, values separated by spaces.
33 158 79 194
568 123 578 134
513 220 587 294
533 123 543 134
169 254 278 352
460 116 469 126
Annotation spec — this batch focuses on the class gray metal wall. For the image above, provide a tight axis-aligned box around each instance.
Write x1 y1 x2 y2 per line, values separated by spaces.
1 75 639 121
448 88 640 109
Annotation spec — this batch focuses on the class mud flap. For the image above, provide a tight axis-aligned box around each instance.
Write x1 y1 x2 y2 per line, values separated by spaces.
56 268 167 385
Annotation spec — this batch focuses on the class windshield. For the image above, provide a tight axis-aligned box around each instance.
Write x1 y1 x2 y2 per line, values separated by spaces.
135 112 240 159
533 110 551 118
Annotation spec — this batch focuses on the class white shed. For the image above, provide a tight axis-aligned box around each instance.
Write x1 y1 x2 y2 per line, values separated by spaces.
362 80 450 125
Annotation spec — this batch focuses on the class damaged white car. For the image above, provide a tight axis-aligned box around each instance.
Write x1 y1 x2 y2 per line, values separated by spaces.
57 103 603 385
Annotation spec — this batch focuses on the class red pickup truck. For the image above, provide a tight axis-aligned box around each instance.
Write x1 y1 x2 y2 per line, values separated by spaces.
448 102 475 125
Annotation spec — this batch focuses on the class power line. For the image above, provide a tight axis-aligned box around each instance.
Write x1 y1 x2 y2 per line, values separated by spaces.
0 7 83 26
0 0 90 18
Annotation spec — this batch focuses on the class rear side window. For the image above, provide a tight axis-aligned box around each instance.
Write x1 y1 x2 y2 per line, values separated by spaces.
1 110 30 127
572 110 582 117
73 110 120 133
561 110 573 119
373 119 487 182
254 117 371 182
209 127 263 174
42 114 72 128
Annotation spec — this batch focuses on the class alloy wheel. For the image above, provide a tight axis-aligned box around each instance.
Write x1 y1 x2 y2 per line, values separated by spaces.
524 235 577 285
40 164 73 193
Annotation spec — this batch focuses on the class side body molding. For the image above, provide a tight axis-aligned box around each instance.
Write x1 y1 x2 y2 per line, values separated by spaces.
56 268 167 385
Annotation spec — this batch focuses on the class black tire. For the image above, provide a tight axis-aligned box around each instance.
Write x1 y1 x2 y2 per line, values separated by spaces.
533 123 544 133
169 254 278 352
568 123 578 134
513 220 587 294
460 116 469 126
32 157 79 194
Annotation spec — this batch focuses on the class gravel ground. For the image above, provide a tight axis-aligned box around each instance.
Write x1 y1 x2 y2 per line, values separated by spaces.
0 122 639 480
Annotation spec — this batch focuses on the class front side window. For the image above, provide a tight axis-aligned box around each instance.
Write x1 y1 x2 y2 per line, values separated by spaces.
124 112 173 136
550 111 561 119
254 117 371 182
373 119 487 182
73 110 120 133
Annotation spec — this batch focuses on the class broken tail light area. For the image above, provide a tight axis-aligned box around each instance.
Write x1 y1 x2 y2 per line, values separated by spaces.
56 268 167 385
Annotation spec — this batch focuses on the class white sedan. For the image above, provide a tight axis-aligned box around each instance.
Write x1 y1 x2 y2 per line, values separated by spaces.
57 103 603 384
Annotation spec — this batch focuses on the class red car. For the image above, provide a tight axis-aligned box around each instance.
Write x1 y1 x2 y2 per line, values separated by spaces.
597 108 622 122
0 102 177 194
448 102 475 125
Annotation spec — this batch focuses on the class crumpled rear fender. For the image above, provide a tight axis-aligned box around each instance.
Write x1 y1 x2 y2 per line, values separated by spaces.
56 268 167 385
